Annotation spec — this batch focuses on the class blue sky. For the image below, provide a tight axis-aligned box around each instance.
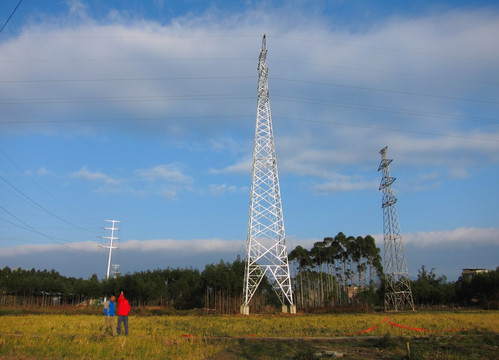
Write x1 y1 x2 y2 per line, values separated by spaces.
0 0 498 281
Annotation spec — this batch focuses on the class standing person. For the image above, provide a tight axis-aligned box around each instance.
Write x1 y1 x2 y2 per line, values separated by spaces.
101 295 117 336
117 291 131 335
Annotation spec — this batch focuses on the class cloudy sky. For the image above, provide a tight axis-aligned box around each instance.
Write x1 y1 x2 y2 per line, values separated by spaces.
1 0 498 281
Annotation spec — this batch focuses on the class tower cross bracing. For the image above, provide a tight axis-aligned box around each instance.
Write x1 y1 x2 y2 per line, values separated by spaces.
378 146 415 311
241 35 294 314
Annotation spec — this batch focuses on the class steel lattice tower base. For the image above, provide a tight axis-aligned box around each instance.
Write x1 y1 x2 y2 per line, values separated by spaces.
378 147 415 311
241 35 295 315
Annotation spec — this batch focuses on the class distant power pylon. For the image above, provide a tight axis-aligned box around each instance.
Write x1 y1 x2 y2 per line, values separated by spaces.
378 147 415 311
100 220 120 281
241 35 295 315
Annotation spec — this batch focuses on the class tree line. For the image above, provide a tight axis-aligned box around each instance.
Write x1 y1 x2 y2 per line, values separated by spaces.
1 233 497 312
0 256 276 313
288 232 383 308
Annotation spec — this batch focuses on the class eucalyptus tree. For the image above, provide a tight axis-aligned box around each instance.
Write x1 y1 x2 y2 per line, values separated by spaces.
323 236 339 304
364 235 383 286
344 235 357 291
288 245 313 307
354 236 368 288
327 232 350 304
310 240 327 304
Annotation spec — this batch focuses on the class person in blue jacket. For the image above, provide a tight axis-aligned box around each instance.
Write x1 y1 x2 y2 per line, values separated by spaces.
101 295 117 336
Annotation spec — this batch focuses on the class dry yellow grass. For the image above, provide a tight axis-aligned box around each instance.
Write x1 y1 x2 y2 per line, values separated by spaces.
0 311 497 359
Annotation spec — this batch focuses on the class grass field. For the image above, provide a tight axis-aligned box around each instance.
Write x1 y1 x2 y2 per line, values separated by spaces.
0 310 497 359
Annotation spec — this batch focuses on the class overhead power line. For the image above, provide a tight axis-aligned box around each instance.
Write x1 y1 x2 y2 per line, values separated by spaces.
0 75 496 105
271 95 499 125
0 93 254 105
271 35 499 65
1 93 496 126
277 116 499 143
0 114 253 124
0 57 255 63
0 0 23 33
0 204 89 253
271 77 499 105
0 174 97 234
0 75 255 83
270 59 499 87
1 111 497 143
0 148 101 225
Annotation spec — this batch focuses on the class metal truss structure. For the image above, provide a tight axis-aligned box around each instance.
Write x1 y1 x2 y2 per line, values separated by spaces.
241 35 294 314
378 147 415 311
100 220 120 280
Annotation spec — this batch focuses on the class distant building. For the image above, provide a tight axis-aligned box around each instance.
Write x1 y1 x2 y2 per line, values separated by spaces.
461 268 489 281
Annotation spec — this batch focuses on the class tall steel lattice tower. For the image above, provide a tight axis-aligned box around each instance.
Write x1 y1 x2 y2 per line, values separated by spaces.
378 146 415 311
241 35 295 315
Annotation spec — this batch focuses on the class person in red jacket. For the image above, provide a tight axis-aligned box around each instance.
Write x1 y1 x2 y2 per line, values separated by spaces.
117 291 131 335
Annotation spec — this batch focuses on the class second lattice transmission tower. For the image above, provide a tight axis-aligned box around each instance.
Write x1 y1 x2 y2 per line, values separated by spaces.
378 146 415 311
241 35 295 315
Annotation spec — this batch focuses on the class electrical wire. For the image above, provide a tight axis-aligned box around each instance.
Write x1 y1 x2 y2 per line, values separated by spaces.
0 114 253 124
0 75 255 83
270 35 499 65
1 95 496 129
271 95 499 125
0 94 254 105
275 115 499 143
0 75 496 106
271 77 499 105
0 174 98 234
269 59 499 87
0 148 101 225
0 215 33 233
0 0 23 33
0 204 91 253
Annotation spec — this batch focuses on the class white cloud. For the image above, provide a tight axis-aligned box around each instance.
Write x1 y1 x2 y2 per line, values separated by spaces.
66 0 89 19
3 227 494 259
287 237 319 252
2 6 498 182
0 229 496 280
1 4 498 280
71 166 119 184
209 183 246 196
134 164 192 184
210 159 252 175
121 238 244 253
159 188 177 200
37 166 52 176
375 227 499 247
0 238 244 258
133 164 194 200
0 241 102 257
68 164 195 198
315 179 377 193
